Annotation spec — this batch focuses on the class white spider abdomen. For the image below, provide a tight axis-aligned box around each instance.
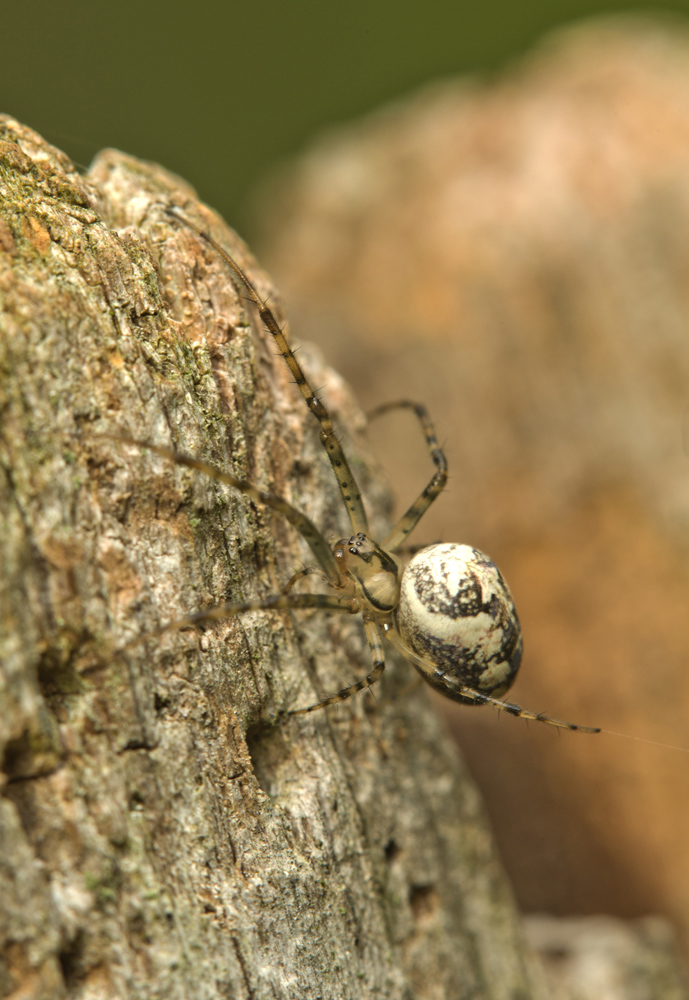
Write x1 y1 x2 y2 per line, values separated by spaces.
396 543 522 704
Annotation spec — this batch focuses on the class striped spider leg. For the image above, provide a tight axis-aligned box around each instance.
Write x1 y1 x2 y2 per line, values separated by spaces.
120 206 599 734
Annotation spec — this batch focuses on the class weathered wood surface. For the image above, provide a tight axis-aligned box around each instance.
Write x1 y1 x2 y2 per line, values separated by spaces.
0 117 546 1000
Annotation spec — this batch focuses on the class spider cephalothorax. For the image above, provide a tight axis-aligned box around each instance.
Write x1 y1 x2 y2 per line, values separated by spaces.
334 532 402 612
113 206 598 735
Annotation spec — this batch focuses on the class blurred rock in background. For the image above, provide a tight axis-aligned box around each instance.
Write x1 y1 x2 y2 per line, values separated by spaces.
251 17 689 952
526 914 688 1000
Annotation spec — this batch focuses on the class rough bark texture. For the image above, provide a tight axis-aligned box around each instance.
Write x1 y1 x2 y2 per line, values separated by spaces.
251 16 689 953
0 118 547 999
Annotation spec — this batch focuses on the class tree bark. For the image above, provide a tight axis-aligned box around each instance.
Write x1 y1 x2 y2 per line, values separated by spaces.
0 116 545 1000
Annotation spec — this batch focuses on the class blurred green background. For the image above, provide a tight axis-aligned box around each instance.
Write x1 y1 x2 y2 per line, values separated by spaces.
2 0 688 237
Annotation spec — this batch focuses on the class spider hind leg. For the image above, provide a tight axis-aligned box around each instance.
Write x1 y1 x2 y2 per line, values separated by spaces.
456 686 601 733
382 622 600 734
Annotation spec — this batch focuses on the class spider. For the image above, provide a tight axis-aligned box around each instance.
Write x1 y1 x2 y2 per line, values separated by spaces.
113 205 599 735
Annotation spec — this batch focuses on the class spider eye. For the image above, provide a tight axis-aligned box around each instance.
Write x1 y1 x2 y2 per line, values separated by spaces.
396 543 522 705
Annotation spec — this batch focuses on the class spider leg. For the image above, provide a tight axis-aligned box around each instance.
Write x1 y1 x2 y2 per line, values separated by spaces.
283 566 329 593
442 682 601 733
167 207 369 535
393 541 442 558
97 434 341 586
368 400 447 552
381 623 599 733
123 592 359 652
289 613 385 714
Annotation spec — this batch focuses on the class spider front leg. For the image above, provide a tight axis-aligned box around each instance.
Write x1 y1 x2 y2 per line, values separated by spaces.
167 207 369 536
290 614 386 715
97 435 357 644
97 434 341 586
142 592 359 645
